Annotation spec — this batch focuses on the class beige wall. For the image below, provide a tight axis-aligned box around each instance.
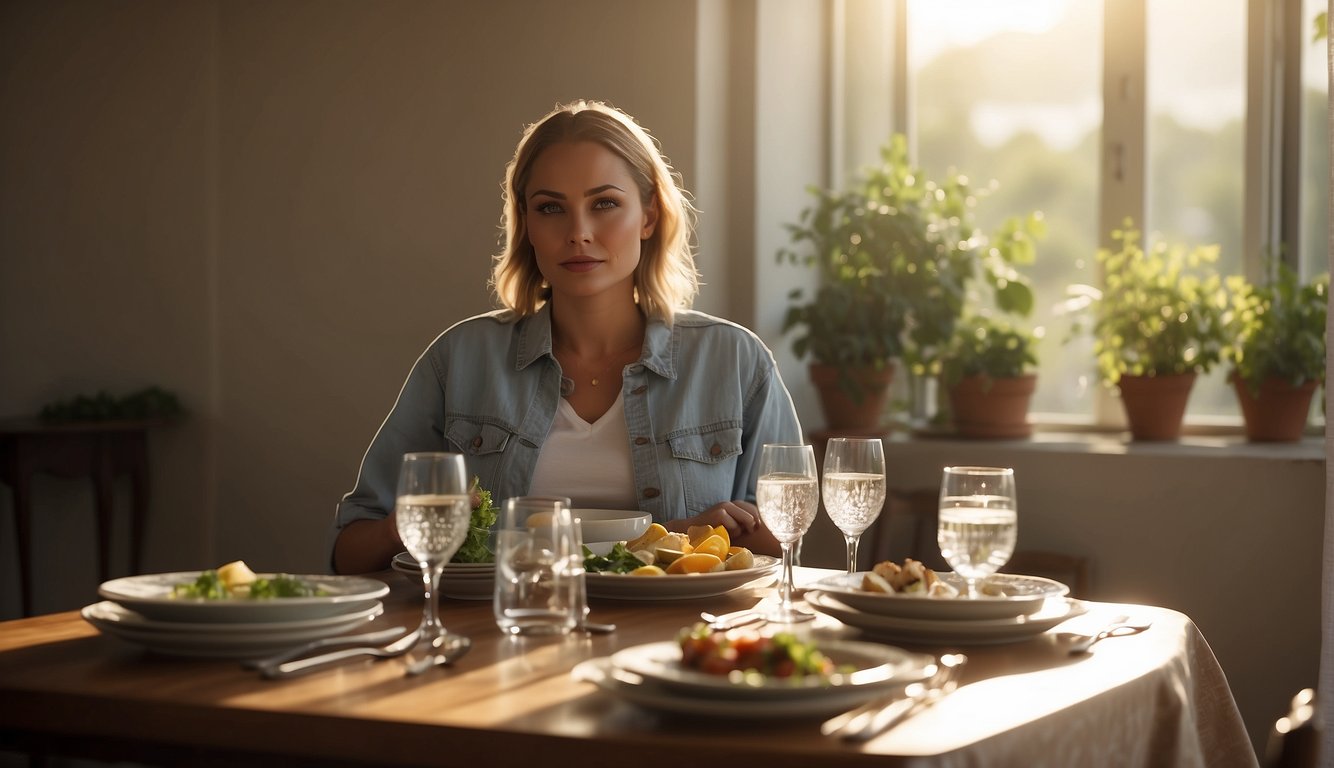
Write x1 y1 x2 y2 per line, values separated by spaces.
0 0 832 612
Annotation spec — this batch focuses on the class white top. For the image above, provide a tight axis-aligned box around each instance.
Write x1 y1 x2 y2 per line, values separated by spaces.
528 391 639 510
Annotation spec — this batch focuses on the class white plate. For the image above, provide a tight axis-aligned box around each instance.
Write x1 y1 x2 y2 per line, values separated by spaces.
610 639 933 701
573 658 911 718
83 599 386 635
807 572 1069 621
585 555 780 600
391 554 494 600
98 572 389 624
806 589 1088 645
82 600 384 658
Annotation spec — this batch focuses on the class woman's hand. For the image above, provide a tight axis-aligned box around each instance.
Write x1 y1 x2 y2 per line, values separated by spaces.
665 501 781 557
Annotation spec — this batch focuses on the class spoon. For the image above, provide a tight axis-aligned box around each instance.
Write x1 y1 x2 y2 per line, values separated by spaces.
1059 617 1153 654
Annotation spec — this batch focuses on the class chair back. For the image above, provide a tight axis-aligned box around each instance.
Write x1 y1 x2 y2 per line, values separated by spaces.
1266 688 1319 768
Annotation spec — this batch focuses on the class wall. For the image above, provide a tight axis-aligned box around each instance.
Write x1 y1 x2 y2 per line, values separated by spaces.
0 0 716 614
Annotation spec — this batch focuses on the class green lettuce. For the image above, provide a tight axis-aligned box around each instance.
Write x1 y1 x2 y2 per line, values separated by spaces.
452 477 496 563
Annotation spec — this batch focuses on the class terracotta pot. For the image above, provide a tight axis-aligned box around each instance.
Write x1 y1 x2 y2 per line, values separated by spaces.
1115 373 1196 441
1231 373 1318 442
947 374 1036 439
809 363 894 430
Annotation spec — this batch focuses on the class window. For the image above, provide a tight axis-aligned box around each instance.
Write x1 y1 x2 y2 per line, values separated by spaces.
843 0 1328 428
908 0 1101 418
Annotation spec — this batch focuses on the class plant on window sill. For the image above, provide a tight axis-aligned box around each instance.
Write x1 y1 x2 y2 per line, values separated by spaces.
1062 219 1228 441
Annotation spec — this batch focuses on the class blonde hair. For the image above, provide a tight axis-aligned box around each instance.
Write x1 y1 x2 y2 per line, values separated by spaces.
491 100 699 321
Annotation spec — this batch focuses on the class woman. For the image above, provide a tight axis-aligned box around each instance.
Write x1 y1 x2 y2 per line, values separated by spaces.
332 100 802 574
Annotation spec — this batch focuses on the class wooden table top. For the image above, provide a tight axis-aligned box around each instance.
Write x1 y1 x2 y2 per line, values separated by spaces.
0 567 1258 768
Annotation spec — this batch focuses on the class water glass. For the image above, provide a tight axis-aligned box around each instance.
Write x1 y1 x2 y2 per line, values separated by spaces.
822 437 887 574
395 452 472 669
937 466 1018 598
493 496 582 636
756 443 819 623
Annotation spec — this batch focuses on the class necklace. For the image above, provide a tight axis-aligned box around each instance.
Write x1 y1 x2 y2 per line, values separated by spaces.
556 341 641 388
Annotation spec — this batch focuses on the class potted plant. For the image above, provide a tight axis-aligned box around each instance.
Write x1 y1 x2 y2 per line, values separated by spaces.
1067 219 1228 441
941 315 1040 438
779 134 1042 430
1224 263 1327 441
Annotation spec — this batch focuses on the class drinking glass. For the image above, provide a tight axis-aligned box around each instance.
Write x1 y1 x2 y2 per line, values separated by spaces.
493 496 582 636
822 437 887 574
756 443 819 623
937 466 1018 599
395 452 473 671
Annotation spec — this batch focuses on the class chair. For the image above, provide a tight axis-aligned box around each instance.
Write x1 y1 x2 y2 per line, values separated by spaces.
1265 688 1319 768
863 487 1091 597
1002 551 1091 598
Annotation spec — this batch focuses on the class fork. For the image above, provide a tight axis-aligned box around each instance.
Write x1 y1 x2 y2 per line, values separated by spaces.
822 653 967 742
242 626 407 672
259 628 421 679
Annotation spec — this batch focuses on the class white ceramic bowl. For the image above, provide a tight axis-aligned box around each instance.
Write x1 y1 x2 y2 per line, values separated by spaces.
573 509 651 544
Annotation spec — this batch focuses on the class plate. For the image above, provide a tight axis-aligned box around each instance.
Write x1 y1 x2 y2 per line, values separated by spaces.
391 553 494 600
806 589 1087 645
98 572 389 624
585 555 780 600
82 600 384 658
609 639 933 701
573 658 911 718
807 572 1069 621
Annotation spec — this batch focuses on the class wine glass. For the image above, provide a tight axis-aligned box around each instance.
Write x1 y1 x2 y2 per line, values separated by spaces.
395 452 473 672
756 443 819 623
937 466 1018 599
822 437 887 575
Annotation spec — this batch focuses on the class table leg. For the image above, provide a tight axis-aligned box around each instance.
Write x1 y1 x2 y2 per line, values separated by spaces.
10 452 35 618
93 436 114 584
127 433 148 575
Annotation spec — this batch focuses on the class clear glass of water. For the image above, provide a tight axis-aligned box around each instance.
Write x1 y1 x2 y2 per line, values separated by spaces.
822 437 887 574
395 452 472 667
937 466 1018 599
493 496 581 636
756 443 819 623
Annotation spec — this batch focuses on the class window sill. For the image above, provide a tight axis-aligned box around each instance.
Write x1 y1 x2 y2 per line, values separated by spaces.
888 426 1325 463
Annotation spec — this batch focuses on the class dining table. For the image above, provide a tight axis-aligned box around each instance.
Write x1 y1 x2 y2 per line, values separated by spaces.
0 564 1258 768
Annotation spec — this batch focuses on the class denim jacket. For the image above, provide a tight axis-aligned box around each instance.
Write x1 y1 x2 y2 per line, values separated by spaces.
332 304 804 556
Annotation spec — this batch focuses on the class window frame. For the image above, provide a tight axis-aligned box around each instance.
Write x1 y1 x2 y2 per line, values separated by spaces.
834 0 1321 432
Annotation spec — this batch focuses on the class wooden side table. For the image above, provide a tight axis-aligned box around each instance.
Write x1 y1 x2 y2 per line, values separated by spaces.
0 419 154 616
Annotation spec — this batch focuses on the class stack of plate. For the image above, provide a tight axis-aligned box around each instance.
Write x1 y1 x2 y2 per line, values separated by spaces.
804 572 1085 645
391 552 494 600
573 637 935 717
84 572 389 659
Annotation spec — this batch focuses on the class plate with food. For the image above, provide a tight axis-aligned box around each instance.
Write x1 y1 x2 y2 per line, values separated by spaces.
806 589 1088 645
98 561 388 623
610 626 934 701
585 555 779 600
581 523 780 600
807 560 1069 621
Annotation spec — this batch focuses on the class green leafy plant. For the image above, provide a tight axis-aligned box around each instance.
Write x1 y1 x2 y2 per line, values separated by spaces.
1224 262 1328 394
777 135 1044 391
1065 219 1228 385
941 315 1039 385
453 477 496 564
40 386 184 423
